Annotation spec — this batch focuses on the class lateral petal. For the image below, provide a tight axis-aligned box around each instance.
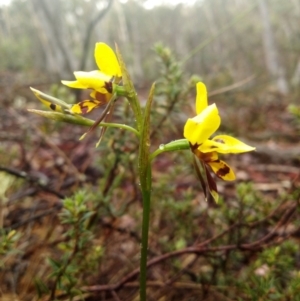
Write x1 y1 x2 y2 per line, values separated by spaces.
199 135 255 154
184 104 220 145
72 71 112 93
94 43 122 77
208 160 236 181
61 80 88 89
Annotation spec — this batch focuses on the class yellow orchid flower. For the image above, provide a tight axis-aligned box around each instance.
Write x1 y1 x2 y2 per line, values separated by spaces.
184 82 255 202
62 43 122 114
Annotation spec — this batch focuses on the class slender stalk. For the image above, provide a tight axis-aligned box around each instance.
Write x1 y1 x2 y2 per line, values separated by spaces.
150 139 190 162
27 109 140 137
140 179 151 301
138 85 155 300
139 137 188 300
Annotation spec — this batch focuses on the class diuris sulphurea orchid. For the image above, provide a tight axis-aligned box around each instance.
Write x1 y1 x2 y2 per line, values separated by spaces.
30 43 125 147
62 42 122 115
61 43 123 145
31 43 122 115
184 82 255 202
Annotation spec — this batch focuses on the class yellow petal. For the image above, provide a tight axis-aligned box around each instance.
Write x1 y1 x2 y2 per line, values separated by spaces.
74 71 112 92
61 80 88 89
70 100 102 114
196 82 208 114
199 135 255 154
94 43 122 77
184 104 220 145
208 160 236 181
62 71 112 92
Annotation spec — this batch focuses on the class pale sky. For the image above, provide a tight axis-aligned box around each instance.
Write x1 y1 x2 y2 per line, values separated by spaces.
0 0 10 5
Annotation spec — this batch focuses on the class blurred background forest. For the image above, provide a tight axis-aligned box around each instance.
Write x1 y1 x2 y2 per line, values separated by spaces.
1 0 300 92
1 0 300 300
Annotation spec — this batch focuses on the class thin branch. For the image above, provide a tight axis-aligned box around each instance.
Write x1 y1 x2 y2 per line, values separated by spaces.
5 205 62 231
82 206 296 293
0 166 64 198
208 75 256 96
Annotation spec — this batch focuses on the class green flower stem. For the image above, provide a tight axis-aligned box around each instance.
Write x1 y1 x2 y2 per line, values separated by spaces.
138 138 190 300
139 166 152 301
113 84 128 97
150 138 190 161
137 84 155 301
27 109 140 137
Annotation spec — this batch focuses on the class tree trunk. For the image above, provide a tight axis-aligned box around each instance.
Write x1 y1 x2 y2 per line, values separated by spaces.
29 0 75 78
258 0 289 95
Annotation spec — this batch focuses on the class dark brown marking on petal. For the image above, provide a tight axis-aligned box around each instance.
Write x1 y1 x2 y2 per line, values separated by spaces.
95 92 109 104
215 161 230 178
104 81 113 93
190 142 201 151
83 99 115 138
193 156 208 200
80 106 89 114
204 164 218 195
203 164 218 205
194 150 217 163
50 103 56 111
96 100 116 146
79 100 98 114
